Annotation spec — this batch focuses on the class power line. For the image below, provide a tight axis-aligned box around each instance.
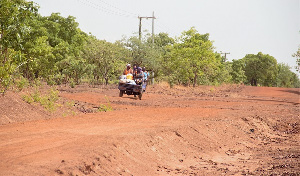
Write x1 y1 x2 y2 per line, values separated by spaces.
78 0 176 35
142 19 154 31
97 0 138 17
75 0 124 40
91 0 176 37
77 0 178 40
155 21 176 36
77 0 136 18
143 18 178 40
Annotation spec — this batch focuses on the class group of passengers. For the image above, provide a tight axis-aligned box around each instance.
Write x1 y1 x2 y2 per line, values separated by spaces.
123 64 149 84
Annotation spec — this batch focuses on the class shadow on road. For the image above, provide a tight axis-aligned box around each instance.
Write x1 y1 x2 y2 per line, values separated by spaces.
278 89 300 96
121 96 139 100
244 98 299 105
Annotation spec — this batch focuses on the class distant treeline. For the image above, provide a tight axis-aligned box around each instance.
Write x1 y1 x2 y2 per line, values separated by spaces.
1 0 299 94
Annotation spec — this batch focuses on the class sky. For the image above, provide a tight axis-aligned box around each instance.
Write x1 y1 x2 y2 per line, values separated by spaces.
32 0 300 73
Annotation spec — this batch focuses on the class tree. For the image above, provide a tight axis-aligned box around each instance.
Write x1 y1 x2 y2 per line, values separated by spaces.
276 63 293 87
276 63 300 88
24 36 54 79
231 59 246 84
149 32 175 48
28 13 88 83
0 0 38 54
215 61 232 84
56 56 90 85
291 73 300 88
84 36 128 85
165 27 218 87
123 33 163 79
0 0 38 93
292 47 300 73
243 52 277 86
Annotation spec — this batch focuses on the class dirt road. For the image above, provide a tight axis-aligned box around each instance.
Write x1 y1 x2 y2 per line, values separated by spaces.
0 85 299 175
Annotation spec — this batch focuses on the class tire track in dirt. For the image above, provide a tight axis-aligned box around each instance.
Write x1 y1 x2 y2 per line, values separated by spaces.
0 85 299 175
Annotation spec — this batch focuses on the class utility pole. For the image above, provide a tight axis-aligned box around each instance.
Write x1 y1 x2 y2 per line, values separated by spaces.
138 17 142 41
138 12 156 85
152 11 155 45
220 51 230 62
138 12 156 44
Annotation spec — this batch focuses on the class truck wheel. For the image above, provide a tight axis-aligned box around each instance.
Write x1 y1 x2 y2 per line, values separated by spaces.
119 90 123 97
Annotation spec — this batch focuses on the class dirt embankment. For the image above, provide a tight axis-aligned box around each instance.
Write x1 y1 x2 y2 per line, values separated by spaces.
0 84 299 175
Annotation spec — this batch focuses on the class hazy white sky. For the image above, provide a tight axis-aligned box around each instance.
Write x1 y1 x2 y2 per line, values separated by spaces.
32 0 300 73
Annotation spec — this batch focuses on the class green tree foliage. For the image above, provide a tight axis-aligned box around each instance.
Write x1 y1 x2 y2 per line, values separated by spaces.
0 49 19 92
124 34 162 74
55 57 89 85
40 13 88 82
291 73 300 88
84 36 128 85
0 0 38 52
243 52 277 86
277 63 300 88
292 47 300 73
0 0 90 90
0 0 38 92
150 32 175 48
231 59 246 84
163 27 219 87
215 61 232 84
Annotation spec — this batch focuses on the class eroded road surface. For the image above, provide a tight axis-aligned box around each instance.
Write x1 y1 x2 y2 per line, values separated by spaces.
0 85 299 175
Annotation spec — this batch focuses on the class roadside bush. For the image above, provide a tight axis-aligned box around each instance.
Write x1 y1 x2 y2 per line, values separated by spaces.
46 76 57 86
22 94 34 104
32 89 41 102
98 96 113 112
14 76 29 91
69 78 75 88
30 78 42 87
22 87 59 112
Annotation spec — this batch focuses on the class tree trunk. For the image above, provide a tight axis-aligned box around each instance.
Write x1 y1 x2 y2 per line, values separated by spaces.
251 78 257 86
193 72 197 87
